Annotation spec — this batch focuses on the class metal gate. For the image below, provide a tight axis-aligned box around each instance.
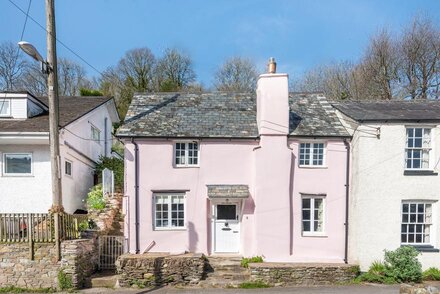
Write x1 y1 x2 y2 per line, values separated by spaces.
98 235 126 270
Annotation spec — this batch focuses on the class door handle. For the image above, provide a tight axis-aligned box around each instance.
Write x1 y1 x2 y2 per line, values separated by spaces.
222 228 231 231
233 231 239 233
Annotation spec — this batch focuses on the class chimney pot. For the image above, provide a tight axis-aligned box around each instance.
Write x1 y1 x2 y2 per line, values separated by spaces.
268 57 277 74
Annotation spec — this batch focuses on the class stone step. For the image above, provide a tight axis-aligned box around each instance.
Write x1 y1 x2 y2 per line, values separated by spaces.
91 274 118 288
199 278 243 288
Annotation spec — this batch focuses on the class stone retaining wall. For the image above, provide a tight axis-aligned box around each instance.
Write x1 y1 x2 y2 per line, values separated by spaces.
61 237 99 288
249 263 359 286
0 234 98 290
400 283 440 294
0 242 59 289
116 253 207 287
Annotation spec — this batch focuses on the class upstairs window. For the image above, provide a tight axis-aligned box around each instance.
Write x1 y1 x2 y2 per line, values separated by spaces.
65 160 72 177
0 99 11 117
406 128 431 170
401 201 433 245
91 125 101 142
299 143 325 167
3 153 32 175
175 142 199 167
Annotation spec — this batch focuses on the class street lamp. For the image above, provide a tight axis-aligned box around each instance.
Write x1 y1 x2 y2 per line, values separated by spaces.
18 41 51 74
18 0 63 261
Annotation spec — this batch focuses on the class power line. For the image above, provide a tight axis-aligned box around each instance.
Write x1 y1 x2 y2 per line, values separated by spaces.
19 0 32 41
7 0 104 77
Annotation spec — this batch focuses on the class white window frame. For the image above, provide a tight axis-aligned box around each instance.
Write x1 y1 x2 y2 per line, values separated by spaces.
65 159 73 177
0 99 11 117
153 193 186 231
405 127 432 170
298 142 326 167
3 153 33 176
301 195 326 236
174 141 200 167
401 201 435 246
91 125 101 143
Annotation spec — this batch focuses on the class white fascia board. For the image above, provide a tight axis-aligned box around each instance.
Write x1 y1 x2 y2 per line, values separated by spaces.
0 132 49 145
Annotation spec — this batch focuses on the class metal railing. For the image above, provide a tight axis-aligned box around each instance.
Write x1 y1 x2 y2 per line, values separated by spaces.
99 235 126 270
0 213 87 243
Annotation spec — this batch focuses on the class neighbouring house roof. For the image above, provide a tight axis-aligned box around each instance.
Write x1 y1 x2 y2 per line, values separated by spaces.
117 92 350 138
0 96 113 133
332 100 440 122
207 185 250 199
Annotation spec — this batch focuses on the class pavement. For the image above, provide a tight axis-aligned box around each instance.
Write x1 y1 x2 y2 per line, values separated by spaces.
79 284 400 294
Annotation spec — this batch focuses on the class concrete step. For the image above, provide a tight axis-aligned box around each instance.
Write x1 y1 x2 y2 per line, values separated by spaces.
90 273 118 288
199 279 243 288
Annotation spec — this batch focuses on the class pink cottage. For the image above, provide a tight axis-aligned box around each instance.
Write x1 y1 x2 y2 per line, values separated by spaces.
117 63 350 263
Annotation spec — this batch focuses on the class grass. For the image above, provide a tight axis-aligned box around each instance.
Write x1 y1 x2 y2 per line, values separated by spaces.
423 267 440 281
238 281 271 289
0 287 55 293
240 256 264 268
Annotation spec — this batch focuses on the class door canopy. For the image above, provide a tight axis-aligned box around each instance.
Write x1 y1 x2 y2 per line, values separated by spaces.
207 185 249 199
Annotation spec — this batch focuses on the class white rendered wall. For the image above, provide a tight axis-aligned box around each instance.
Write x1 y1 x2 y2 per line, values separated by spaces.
347 123 440 270
0 144 52 213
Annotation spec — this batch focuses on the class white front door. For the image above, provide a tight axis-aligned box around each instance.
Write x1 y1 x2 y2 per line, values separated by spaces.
214 204 240 253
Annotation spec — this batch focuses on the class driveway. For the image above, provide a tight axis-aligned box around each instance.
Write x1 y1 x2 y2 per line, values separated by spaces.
81 284 400 294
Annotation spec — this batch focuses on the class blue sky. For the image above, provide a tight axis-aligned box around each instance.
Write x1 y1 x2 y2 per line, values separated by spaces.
1 0 439 87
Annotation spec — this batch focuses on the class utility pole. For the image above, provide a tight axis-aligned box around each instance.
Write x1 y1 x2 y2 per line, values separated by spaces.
46 0 63 261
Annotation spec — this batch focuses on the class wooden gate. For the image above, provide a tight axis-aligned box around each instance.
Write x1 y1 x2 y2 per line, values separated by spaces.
98 235 126 270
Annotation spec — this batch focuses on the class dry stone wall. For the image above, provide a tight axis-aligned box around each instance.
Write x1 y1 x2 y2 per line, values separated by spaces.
0 234 98 290
116 253 207 287
249 263 359 286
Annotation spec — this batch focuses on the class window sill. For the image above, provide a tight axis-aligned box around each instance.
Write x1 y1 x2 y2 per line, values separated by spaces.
2 174 34 177
153 227 187 232
302 232 327 238
402 245 439 253
298 166 328 169
404 170 438 176
174 165 200 168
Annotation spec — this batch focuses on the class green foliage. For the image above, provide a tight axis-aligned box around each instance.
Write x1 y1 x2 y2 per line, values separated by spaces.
384 246 422 283
57 270 73 290
238 281 270 289
241 256 264 268
95 156 124 191
159 79 180 92
79 88 103 96
86 184 106 211
423 267 440 281
0 287 55 293
356 247 422 284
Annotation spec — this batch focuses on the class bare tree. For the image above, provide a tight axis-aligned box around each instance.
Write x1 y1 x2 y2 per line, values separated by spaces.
57 58 93 96
213 57 258 92
359 29 400 100
19 62 47 96
400 16 440 99
118 47 156 92
0 41 28 91
156 48 196 91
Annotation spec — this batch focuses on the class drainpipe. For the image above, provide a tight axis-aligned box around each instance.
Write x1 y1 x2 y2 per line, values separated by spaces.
343 139 350 264
131 138 140 254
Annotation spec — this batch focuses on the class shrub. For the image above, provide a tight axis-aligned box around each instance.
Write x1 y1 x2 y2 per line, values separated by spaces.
384 246 422 283
57 270 73 290
355 261 396 284
241 256 263 268
423 267 440 281
95 156 124 191
86 184 106 211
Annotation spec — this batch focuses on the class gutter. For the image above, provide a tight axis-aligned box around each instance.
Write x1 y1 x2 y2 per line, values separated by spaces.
343 139 350 264
131 138 140 254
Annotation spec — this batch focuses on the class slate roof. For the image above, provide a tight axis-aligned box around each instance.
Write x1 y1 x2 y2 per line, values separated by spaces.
117 92 350 138
207 185 250 199
332 100 440 122
0 96 112 133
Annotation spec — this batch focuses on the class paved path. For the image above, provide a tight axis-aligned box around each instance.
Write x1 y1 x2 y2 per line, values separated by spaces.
81 284 400 294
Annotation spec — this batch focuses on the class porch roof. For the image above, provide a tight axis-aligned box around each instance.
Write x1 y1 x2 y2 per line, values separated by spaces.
207 185 249 199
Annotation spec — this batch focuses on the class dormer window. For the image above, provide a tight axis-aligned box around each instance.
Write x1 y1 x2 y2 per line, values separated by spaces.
0 99 11 117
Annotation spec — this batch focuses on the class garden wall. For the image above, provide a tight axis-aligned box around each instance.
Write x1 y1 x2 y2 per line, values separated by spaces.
0 235 98 289
116 253 207 287
249 263 359 286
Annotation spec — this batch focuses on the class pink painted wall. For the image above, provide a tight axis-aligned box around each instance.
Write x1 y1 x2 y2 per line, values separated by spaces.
122 72 348 262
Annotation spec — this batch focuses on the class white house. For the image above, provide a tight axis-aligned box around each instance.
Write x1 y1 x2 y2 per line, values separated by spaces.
0 91 119 214
333 100 440 270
